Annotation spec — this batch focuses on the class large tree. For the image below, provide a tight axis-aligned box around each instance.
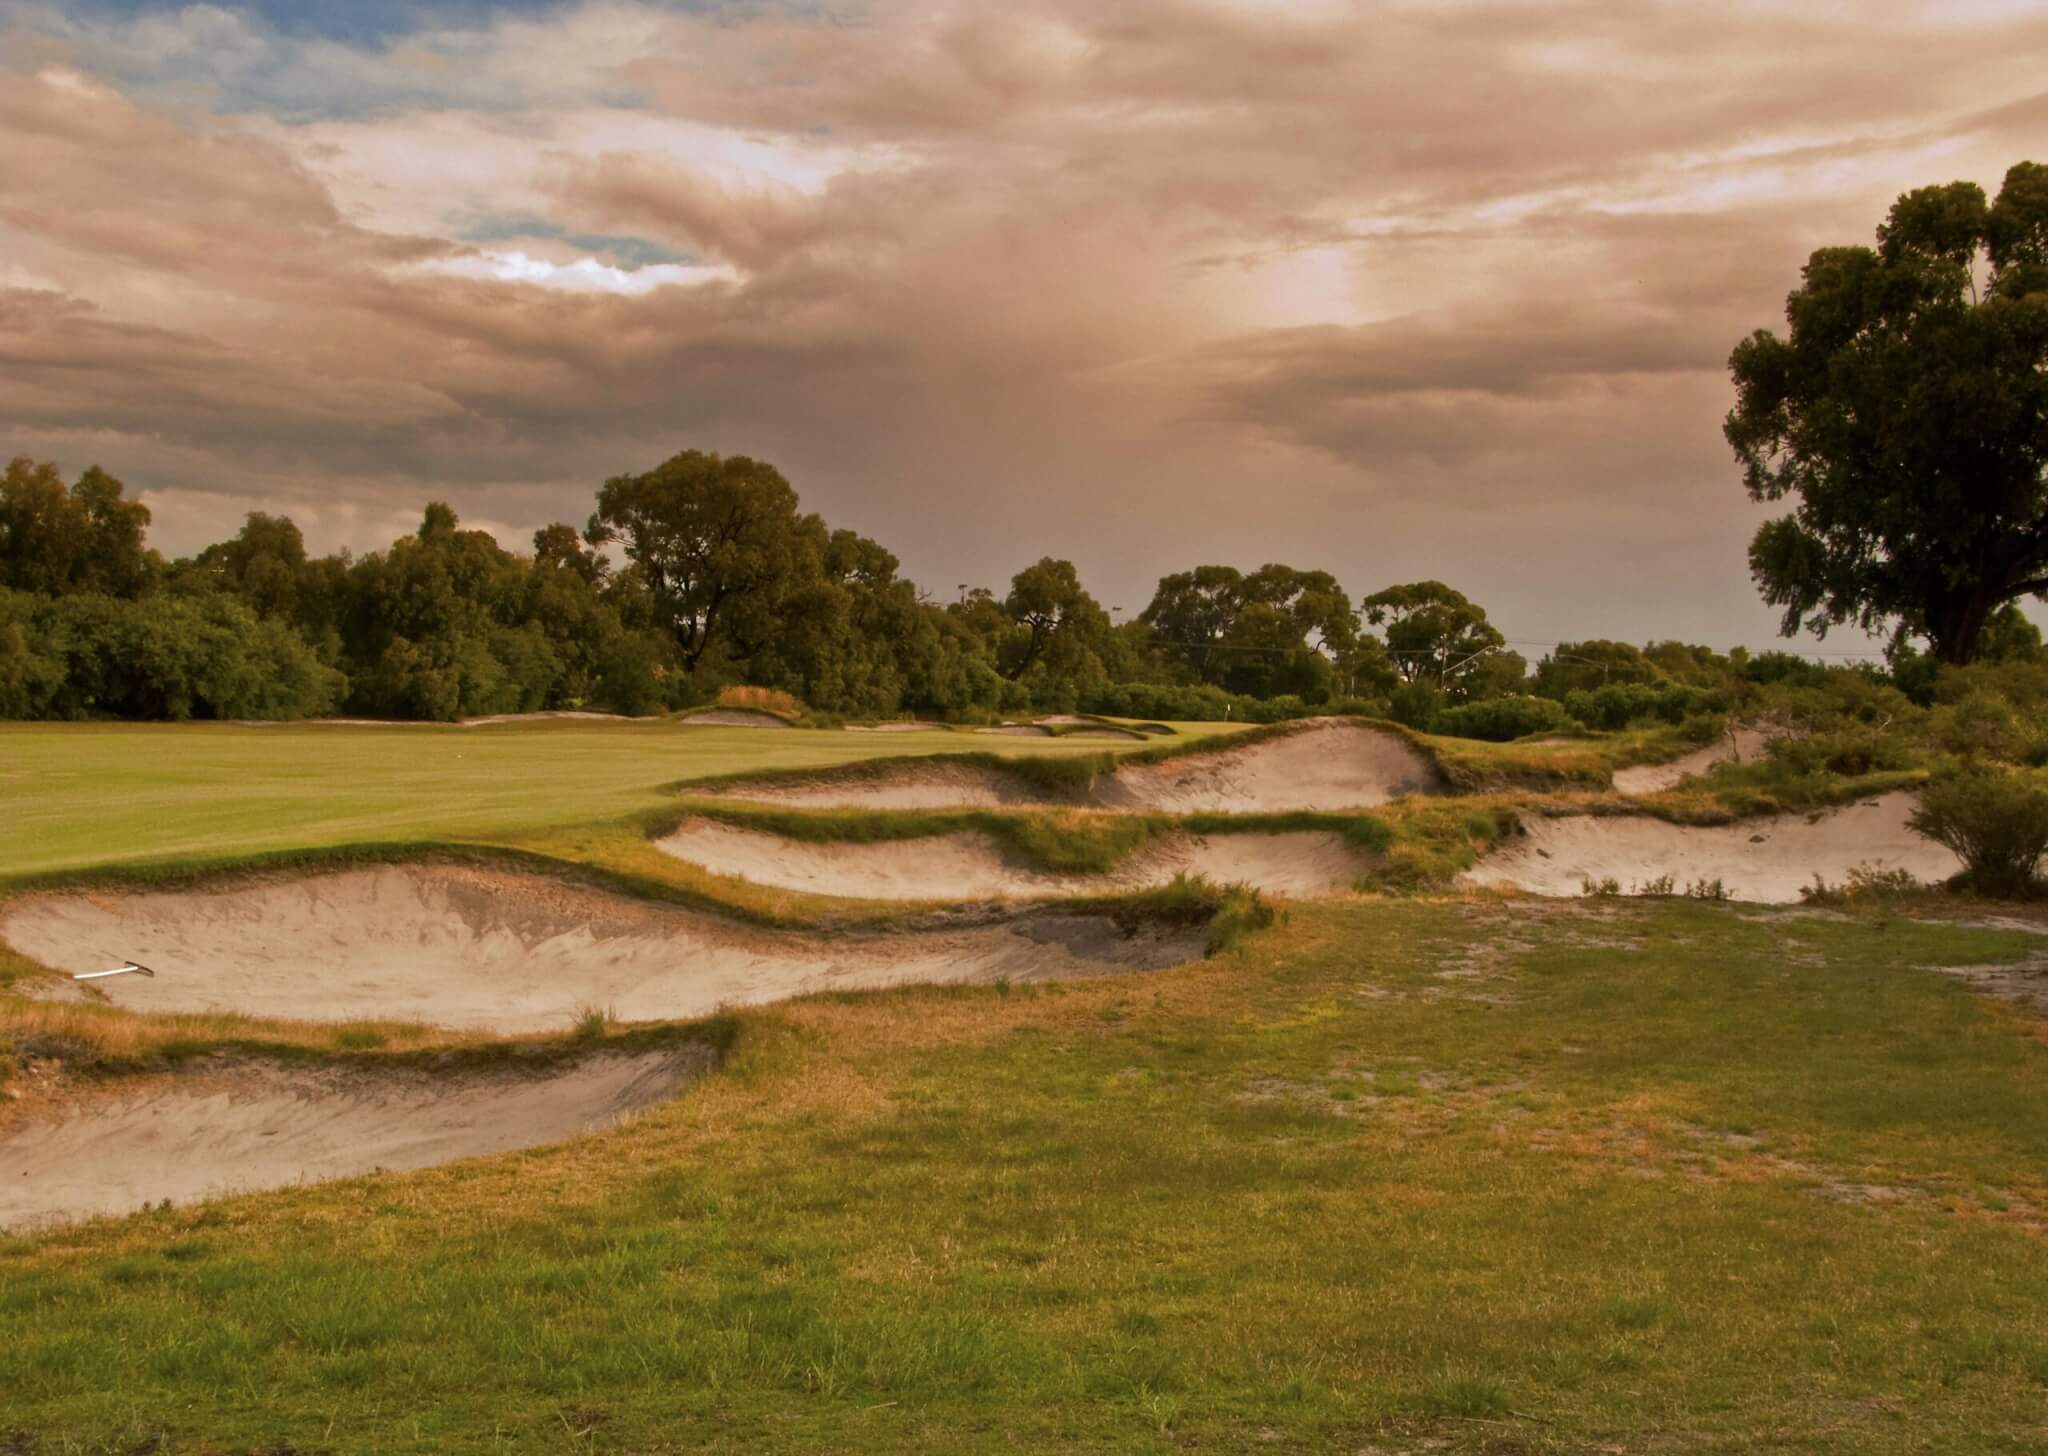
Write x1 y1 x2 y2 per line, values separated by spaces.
587 451 824 671
0 458 156 599
1361 580 1508 696
1726 162 2048 664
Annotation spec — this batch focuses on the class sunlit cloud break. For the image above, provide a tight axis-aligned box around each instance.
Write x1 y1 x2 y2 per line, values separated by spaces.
418 248 741 295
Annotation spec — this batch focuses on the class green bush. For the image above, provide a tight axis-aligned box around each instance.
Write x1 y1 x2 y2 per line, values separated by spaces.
1564 681 1723 730
1908 766 2048 898
1431 695 1573 742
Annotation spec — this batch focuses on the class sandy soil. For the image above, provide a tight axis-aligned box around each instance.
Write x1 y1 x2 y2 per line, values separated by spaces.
1462 792 1961 903
713 720 1441 812
1092 721 1440 812
0 1046 710 1231
1 866 1205 1033
679 709 793 728
1612 726 1773 795
847 722 946 733
658 820 1377 900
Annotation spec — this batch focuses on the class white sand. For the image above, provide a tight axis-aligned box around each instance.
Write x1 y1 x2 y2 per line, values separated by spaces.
712 720 1441 812
1 866 1207 1034
1462 792 1961 903
0 1046 710 1231
658 821 1376 900
679 709 793 728
1612 726 1774 794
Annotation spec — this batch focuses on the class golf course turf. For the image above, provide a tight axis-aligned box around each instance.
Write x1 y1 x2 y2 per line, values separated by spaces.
3 718 2047 1453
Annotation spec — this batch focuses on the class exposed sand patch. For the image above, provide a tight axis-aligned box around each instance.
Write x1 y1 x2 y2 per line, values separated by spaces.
0 866 1206 1034
679 709 793 728
1613 726 1773 794
975 724 1051 736
0 1046 710 1231
1462 793 1961 904
710 720 1440 812
847 722 945 733
1093 721 1440 812
657 821 1376 900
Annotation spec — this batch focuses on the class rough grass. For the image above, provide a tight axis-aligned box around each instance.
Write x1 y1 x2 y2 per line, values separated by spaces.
669 803 1397 877
6 899 2047 1452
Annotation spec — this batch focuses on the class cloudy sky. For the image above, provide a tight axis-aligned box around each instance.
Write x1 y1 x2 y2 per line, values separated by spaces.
3 0 2043 650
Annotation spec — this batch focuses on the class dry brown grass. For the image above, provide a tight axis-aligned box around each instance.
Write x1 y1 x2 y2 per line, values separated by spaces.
716 684 808 718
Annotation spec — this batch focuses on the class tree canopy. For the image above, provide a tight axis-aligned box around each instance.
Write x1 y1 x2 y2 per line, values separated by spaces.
1727 161 2048 664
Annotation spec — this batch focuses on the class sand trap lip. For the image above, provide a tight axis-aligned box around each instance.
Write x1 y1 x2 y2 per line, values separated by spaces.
705 720 1441 813
1 866 1205 1034
0 1046 710 1232
1461 792 1961 904
678 709 793 728
1613 726 1773 795
657 820 1376 901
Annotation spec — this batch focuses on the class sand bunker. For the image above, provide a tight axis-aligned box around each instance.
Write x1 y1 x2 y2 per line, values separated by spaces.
679 709 792 728
1612 726 1774 794
658 821 1375 900
710 720 1440 812
1 866 1207 1034
1462 792 1961 904
0 1046 710 1231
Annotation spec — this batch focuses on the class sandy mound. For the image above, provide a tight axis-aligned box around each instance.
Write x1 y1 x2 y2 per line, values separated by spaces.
658 820 1375 900
1613 726 1774 794
711 721 1439 812
680 709 793 728
1462 793 1961 904
0 866 1206 1034
1093 721 1440 812
0 1046 709 1231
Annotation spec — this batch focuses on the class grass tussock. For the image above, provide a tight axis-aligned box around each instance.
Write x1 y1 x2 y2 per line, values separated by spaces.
714 685 808 719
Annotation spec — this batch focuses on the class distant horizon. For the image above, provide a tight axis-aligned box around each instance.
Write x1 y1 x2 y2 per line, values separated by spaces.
4 0 2046 652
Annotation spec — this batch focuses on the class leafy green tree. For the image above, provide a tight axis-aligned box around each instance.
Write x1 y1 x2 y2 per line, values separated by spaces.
1361 581 1508 697
1532 640 1660 699
1727 162 2048 664
587 451 825 671
0 458 156 598
1002 558 1109 681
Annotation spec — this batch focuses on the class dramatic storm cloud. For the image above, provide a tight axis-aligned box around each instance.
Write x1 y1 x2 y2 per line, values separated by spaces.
2 0 2043 647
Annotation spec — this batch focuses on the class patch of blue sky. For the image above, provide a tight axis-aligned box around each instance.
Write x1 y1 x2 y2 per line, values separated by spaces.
459 213 700 269
48 0 573 47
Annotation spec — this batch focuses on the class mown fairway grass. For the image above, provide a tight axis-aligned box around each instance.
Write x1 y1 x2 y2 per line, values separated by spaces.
4 721 2048 1452
0 719 1239 881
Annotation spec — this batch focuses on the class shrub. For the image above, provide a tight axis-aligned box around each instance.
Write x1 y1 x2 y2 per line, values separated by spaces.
1564 681 1723 730
1430 695 1573 742
1908 766 2048 898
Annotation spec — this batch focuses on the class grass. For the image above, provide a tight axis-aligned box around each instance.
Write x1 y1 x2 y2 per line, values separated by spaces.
5 898 2047 1451
6 715 2048 1450
0 718 1239 884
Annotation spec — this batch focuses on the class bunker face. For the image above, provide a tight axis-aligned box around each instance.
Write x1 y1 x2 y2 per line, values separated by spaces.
0 1047 709 1232
1612 726 1773 795
1 866 1206 1034
658 821 1377 901
712 721 1441 812
1463 793 1961 904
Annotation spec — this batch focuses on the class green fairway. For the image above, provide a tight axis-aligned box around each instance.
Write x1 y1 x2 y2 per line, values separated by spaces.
0 719 1237 882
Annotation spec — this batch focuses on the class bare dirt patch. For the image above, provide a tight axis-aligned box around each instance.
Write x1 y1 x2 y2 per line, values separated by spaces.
1612 725 1773 795
678 709 793 728
657 821 1376 900
0 1045 711 1231
0 865 1207 1033
1462 792 1961 904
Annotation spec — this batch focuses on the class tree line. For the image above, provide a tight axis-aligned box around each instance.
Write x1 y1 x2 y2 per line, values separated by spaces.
0 448 1827 730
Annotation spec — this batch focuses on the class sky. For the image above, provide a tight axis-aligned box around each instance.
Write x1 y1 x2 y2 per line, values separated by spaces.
2 0 2044 654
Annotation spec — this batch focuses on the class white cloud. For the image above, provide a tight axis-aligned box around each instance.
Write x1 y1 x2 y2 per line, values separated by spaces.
416 247 740 294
